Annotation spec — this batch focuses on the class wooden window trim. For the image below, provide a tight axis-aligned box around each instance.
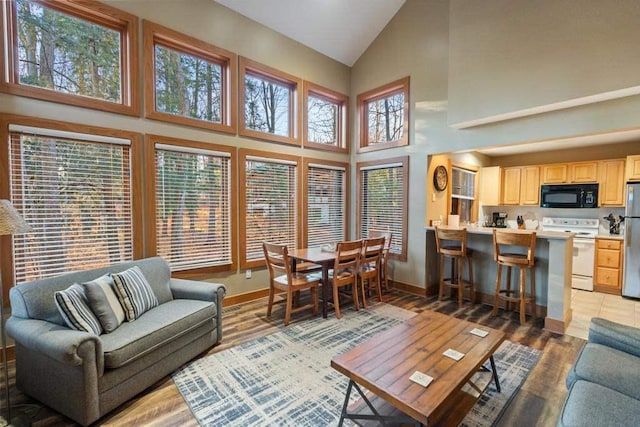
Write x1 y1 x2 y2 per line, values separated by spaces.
356 155 409 261
239 57 302 147
303 81 349 153
0 0 140 116
143 134 237 278
239 148 302 269
357 76 410 153
0 114 144 301
302 157 350 247
143 20 237 134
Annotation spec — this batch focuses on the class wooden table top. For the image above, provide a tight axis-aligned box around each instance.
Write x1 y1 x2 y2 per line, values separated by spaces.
331 310 506 425
288 247 336 264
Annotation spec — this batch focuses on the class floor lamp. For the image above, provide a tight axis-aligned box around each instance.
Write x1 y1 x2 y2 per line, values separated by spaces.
0 200 32 426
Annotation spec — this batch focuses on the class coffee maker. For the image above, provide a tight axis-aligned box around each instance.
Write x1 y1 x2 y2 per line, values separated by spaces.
492 212 508 228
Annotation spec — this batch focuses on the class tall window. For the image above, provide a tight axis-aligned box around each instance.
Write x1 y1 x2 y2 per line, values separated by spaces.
304 82 348 153
357 77 410 152
303 159 348 247
144 21 237 133
450 166 477 223
239 150 300 268
357 156 409 261
1 0 139 115
150 137 235 273
7 123 140 284
239 57 302 146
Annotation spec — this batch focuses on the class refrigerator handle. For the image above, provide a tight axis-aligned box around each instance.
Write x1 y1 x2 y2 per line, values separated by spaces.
627 220 632 248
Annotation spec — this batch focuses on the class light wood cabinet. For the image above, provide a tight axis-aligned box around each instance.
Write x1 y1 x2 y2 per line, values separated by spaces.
627 155 640 181
542 164 568 184
599 159 625 206
520 166 540 205
479 166 502 205
570 161 598 183
594 238 623 295
502 167 521 205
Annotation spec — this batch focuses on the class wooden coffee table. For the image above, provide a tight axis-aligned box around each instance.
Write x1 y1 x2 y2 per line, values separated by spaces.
331 310 506 426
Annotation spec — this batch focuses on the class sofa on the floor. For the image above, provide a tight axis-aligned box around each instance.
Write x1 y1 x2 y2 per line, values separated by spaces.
6 257 225 426
558 317 640 426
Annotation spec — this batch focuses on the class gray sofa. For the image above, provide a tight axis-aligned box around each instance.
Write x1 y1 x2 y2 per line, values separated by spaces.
558 317 640 426
6 257 225 426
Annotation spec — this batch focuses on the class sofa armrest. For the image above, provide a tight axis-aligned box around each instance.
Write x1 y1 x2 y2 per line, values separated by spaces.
588 317 640 358
170 279 226 344
6 317 104 374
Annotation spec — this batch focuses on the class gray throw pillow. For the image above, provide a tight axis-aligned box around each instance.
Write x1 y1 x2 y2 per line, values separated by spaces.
54 284 103 335
83 274 126 333
111 266 159 321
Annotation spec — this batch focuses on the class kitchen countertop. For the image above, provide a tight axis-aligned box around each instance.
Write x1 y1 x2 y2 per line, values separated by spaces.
597 233 624 240
425 225 573 240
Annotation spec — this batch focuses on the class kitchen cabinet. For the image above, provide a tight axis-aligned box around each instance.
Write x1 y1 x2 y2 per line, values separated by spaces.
594 238 623 295
570 161 598 183
541 164 568 184
627 155 640 181
479 166 502 205
599 159 625 206
520 166 540 205
502 167 521 205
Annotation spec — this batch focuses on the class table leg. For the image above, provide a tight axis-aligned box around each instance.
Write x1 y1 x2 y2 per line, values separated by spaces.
322 264 329 318
489 355 501 392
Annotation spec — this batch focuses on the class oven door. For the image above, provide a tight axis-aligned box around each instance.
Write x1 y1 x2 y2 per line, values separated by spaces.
572 238 595 291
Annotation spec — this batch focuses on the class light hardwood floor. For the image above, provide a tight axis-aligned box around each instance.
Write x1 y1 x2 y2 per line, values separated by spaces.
566 289 640 340
8 289 585 426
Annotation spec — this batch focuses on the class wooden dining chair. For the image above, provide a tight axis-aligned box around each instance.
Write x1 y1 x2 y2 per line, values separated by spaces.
263 242 320 326
327 240 362 319
359 236 385 309
370 229 392 291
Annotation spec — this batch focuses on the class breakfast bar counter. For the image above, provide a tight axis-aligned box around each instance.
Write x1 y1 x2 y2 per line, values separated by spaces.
425 226 574 334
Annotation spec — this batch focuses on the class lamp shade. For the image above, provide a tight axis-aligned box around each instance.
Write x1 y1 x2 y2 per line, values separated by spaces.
0 200 32 236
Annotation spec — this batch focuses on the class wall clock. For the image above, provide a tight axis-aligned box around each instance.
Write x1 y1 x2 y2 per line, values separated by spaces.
433 165 448 191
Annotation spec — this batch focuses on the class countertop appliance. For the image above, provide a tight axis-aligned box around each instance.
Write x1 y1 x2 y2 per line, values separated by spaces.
542 217 599 291
540 184 598 208
623 183 640 297
492 212 507 228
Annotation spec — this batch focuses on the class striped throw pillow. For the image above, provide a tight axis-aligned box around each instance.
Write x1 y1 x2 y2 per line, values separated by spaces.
54 284 103 335
111 266 158 321
83 274 126 333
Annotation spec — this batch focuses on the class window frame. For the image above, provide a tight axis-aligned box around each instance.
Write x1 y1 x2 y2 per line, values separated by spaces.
302 157 350 247
303 81 349 153
0 114 144 298
143 20 237 134
356 155 409 261
144 134 237 278
0 0 140 116
357 76 410 153
239 148 302 269
239 56 302 146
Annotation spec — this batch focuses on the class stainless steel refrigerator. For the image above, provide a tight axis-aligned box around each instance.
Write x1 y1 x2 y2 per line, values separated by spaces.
623 182 640 297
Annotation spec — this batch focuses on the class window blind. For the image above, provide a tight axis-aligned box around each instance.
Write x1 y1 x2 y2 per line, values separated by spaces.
244 158 297 262
9 131 133 283
359 163 404 256
307 165 346 247
451 167 476 200
154 145 232 271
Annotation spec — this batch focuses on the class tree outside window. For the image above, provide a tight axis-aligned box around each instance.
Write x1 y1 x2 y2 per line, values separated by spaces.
303 82 349 153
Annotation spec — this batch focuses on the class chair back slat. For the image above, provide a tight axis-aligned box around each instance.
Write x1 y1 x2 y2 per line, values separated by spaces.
492 230 536 267
370 229 392 253
333 240 362 275
263 242 291 280
435 226 467 256
362 237 385 267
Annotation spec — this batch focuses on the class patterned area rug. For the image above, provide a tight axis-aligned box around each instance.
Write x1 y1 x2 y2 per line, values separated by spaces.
173 304 541 426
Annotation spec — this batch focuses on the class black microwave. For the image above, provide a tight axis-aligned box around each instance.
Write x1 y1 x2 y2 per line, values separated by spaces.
540 184 598 208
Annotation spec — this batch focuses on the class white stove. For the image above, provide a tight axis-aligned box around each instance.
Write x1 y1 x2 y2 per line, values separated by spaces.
542 217 598 291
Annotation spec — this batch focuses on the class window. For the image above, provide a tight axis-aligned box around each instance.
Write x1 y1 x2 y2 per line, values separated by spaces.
357 156 409 261
303 82 348 153
147 136 235 274
450 166 478 224
239 149 300 268
1 0 139 115
239 57 302 146
303 159 348 247
143 21 237 134
4 118 143 285
357 77 410 152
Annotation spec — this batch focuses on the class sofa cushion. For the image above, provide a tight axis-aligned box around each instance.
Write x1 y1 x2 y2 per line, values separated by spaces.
83 274 125 333
54 284 103 335
111 267 159 321
100 299 215 369
566 342 640 401
558 380 640 427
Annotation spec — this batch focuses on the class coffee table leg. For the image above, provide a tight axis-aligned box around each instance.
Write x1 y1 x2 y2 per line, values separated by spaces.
489 355 501 393
322 265 329 318
337 380 354 427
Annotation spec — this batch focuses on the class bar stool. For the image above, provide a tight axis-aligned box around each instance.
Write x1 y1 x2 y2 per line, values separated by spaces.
434 226 474 307
492 229 537 325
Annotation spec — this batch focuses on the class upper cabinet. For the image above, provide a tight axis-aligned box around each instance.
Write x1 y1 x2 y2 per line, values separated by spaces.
479 166 502 205
501 167 521 205
541 164 568 184
500 166 539 205
542 161 598 184
627 155 640 182
599 159 625 206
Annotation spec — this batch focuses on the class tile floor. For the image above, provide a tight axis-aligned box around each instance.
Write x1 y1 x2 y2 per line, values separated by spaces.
565 289 640 340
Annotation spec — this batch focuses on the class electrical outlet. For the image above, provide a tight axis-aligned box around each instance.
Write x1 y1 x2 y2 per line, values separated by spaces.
245 269 252 279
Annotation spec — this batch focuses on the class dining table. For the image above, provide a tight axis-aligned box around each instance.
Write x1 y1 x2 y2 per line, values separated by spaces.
288 246 337 319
